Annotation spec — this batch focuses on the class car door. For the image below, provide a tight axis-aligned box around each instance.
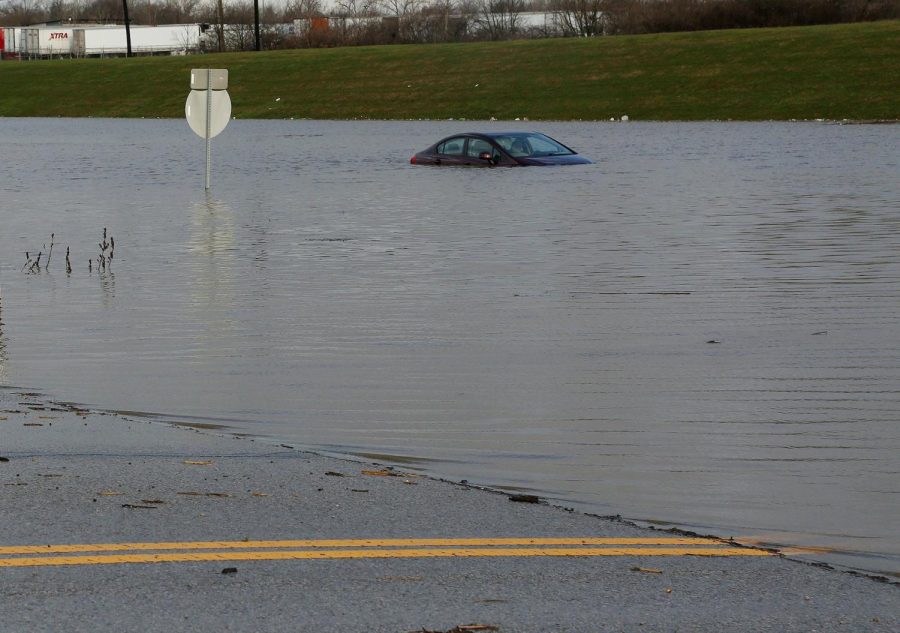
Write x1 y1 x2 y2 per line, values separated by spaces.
433 137 469 166
463 137 503 166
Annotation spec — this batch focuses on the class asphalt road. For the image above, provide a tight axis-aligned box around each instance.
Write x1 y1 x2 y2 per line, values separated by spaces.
1 388 897 632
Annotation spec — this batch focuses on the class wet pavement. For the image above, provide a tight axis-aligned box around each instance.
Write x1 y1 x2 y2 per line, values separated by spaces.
1 388 898 632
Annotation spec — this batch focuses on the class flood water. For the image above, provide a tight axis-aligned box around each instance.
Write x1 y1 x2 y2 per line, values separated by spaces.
1 118 898 576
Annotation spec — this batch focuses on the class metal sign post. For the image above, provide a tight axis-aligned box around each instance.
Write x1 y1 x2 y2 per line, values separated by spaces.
186 69 231 191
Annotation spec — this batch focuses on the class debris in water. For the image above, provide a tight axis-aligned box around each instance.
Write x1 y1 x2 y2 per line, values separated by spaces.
508 494 541 503
362 469 397 477
362 469 417 478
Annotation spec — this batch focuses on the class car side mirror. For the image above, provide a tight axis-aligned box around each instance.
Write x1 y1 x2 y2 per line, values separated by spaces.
479 151 497 165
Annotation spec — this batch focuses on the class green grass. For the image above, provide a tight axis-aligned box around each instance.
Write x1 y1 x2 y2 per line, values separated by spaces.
1 21 898 120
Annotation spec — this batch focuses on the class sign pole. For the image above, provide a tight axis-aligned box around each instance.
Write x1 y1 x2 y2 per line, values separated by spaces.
186 69 231 192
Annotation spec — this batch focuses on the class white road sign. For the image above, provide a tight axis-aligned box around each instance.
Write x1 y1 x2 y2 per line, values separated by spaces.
191 68 229 91
185 89 232 139
187 68 231 190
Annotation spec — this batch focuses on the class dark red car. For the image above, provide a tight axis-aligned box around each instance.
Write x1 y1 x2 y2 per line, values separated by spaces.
410 132 593 167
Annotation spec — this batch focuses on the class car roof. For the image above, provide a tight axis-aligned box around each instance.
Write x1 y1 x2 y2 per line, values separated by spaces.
459 131 538 137
437 132 539 138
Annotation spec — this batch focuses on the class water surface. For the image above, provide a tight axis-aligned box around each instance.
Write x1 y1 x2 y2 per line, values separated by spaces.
1 118 898 576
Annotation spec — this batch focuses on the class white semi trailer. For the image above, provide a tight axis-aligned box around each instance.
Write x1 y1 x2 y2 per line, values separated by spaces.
21 27 75 57
1 24 201 58
73 24 201 56
1 27 24 58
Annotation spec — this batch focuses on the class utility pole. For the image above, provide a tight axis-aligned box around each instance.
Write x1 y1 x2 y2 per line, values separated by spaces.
254 0 261 51
122 0 132 56
216 0 225 51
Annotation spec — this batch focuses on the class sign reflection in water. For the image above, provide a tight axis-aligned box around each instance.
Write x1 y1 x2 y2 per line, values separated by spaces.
0 118 898 576
0 297 7 385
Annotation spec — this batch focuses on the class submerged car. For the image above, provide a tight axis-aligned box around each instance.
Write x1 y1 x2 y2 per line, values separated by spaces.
410 132 593 167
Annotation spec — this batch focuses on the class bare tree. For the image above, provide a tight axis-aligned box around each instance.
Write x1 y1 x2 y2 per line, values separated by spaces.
284 0 322 19
153 0 199 23
380 0 427 41
284 0 330 47
469 0 524 40
381 0 419 18
1 0 48 24
46 0 69 19
211 0 225 50
404 0 466 43
222 0 255 49
82 0 124 21
553 0 605 36
332 0 381 44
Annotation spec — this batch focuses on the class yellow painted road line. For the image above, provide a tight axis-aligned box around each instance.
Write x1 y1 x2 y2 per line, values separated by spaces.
0 547 771 568
0 537 724 556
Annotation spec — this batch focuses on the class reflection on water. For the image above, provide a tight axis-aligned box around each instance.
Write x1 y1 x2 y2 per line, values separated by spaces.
189 195 238 364
0 295 7 385
0 118 898 577
97 270 116 304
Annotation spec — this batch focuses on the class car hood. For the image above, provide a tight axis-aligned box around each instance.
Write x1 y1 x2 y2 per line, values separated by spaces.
518 154 593 166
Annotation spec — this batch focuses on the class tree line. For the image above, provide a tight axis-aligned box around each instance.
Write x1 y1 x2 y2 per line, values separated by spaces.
1 0 897 49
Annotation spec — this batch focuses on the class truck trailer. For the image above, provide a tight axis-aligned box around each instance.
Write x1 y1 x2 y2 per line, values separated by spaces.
1 24 201 59
73 24 201 56
21 26 74 57
2 27 20 58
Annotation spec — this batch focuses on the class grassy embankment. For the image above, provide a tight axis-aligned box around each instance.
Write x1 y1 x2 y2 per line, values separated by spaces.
0 20 897 121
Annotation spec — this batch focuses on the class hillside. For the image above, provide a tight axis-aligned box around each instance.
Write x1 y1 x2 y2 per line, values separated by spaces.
0 21 897 120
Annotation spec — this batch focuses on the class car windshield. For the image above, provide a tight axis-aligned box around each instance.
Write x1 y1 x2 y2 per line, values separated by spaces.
490 133 574 158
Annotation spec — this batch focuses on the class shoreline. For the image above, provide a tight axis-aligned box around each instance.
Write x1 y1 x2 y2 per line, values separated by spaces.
1 115 899 123
2 385 899 632
3 384 899 584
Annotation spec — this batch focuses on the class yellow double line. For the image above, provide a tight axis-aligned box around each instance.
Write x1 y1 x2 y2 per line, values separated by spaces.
0 537 769 568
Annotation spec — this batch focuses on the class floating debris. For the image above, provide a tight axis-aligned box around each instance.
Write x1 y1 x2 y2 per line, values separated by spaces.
508 494 541 504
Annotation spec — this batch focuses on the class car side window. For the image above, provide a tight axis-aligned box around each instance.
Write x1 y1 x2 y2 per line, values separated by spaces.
529 136 572 155
466 138 494 158
437 138 465 156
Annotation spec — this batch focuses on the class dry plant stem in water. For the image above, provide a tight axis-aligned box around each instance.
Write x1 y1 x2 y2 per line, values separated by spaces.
96 228 114 272
21 230 113 274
